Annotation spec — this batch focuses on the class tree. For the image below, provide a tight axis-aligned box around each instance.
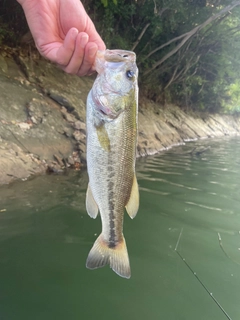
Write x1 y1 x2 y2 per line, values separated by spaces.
2 0 240 112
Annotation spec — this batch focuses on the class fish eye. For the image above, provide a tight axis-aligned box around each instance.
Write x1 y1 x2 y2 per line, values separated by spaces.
126 70 134 79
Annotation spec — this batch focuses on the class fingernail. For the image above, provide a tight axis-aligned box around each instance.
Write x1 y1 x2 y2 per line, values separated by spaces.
89 46 97 58
71 28 78 37
80 34 89 48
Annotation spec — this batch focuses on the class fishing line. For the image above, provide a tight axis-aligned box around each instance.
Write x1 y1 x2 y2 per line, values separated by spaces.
175 228 232 320
218 232 240 266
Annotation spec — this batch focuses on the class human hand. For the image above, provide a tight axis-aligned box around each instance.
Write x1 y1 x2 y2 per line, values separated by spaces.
17 0 106 76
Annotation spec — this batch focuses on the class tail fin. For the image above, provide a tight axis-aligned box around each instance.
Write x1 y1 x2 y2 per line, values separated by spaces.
86 234 131 279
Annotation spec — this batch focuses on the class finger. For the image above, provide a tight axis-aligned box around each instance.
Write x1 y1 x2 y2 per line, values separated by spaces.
87 24 106 52
55 27 78 66
60 0 106 52
77 42 98 77
63 32 89 74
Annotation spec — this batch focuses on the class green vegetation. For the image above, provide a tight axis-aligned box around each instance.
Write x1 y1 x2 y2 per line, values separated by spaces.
84 0 240 113
1 0 240 113
0 0 28 45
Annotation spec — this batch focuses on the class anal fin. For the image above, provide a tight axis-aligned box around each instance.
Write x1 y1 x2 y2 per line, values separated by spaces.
86 183 99 218
125 174 139 219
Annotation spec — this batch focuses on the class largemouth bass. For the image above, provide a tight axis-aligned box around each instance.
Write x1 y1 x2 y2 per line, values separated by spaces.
85 49 139 279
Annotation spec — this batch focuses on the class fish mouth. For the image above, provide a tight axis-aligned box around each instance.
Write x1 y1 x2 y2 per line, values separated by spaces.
94 50 136 74
104 50 136 63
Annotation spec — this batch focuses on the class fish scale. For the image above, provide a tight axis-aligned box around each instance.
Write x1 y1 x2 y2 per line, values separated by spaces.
85 50 139 279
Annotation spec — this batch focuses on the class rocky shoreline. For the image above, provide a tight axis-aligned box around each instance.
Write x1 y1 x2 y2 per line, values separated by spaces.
0 47 240 185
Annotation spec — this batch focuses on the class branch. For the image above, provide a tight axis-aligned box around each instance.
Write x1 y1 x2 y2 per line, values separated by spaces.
143 32 189 61
144 31 195 75
144 0 240 76
164 40 194 89
131 23 151 51
164 64 181 90
165 54 201 89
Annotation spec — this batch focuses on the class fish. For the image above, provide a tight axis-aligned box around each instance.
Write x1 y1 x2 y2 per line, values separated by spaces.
85 49 139 279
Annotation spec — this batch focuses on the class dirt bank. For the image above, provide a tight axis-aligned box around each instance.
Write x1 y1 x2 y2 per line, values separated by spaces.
0 46 239 184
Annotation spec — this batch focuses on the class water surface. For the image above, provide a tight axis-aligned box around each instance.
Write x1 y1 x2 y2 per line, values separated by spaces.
0 137 240 320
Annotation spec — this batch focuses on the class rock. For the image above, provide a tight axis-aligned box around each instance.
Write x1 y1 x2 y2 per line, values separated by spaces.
0 55 8 73
49 92 75 112
80 152 87 162
1 46 240 185
61 108 77 123
27 98 50 125
53 154 65 167
67 155 75 166
73 130 84 141
74 120 86 132
17 122 32 130
13 54 35 82
76 141 86 153
63 127 73 138
0 141 46 185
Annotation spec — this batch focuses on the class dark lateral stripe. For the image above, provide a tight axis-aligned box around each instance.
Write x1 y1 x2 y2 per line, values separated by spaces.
108 198 116 248
107 156 116 247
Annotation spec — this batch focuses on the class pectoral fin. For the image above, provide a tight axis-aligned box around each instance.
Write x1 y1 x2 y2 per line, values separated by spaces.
125 174 139 219
86 183 99 218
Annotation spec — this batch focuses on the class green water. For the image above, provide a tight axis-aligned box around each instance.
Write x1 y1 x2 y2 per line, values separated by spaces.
0 137 240 320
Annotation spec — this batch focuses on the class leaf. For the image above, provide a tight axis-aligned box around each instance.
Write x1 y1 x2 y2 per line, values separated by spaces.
101 0 117 7
101 0 108 7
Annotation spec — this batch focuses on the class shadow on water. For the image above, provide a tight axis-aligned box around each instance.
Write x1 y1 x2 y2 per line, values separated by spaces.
0 136 240 320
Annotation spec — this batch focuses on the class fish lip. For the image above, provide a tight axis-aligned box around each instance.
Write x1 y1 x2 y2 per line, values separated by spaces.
94 50 137 74
97 50 136 63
